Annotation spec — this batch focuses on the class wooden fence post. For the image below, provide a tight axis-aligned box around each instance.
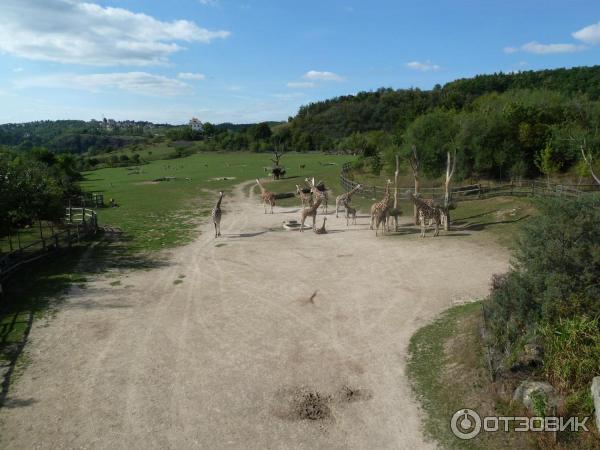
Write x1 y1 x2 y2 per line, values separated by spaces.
39 220 46 249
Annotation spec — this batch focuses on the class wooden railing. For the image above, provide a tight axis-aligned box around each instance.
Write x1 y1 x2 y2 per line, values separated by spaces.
0 208 98 284
339 162 598 201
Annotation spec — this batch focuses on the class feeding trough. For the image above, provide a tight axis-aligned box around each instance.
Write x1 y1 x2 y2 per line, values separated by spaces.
282 220 310 231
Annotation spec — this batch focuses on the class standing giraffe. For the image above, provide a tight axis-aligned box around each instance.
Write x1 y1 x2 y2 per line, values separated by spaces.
345 203 357 226
256 179 275 214
211 191 224 238
335 184 362 218
300 197 323 232
370 180 393 236
306 178 328 214
314 217 327 234
296 185 313 208
406 191 442 237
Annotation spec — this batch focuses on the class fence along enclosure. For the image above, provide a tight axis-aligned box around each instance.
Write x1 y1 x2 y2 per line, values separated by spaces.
0 207 98 284
339 162 598 201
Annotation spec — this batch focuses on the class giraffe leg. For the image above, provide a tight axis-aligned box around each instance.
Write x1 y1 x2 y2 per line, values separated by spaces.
214 222 218 238
336 200 340 218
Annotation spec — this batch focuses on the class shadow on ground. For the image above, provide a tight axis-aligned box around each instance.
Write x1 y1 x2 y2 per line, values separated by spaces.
0 230 167 408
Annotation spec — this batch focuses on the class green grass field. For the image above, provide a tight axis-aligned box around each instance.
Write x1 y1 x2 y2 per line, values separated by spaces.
81 152 353 251
80 150 538 252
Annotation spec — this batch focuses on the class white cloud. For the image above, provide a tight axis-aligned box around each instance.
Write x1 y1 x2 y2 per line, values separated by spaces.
198 0 219 5
405 61 441 72
286 81 315 88
273 92 305 100
16 72 190 96
573 21 600 44
505 41 587 55
303 70 345 81
0 0 230 66
521 41 586 54
177 72 206 80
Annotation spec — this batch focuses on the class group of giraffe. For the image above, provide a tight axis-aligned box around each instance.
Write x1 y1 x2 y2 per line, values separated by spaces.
210 177 446 238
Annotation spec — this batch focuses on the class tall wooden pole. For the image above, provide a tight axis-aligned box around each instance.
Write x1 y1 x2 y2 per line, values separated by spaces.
409 145 420 225
444 149 457 231
393 154 400 232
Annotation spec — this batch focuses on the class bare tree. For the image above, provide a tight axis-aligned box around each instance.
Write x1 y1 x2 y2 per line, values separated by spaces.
270 145 286 180
443 149 457 231
580 138 600 185
408 145 420 224
567 131 600 186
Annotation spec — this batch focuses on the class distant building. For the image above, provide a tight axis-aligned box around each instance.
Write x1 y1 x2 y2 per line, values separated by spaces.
189 117 204 132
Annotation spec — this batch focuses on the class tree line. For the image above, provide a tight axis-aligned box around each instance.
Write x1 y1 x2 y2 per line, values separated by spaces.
0 146 81 238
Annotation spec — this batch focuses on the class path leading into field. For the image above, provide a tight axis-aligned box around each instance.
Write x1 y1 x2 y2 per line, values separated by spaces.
0 181 509 449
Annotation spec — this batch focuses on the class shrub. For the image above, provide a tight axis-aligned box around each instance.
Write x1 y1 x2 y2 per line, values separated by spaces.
538 316 600 392
484 194 600 355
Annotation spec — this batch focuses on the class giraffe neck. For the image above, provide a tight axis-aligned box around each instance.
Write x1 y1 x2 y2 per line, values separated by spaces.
310 197 323 212
216 193 223 208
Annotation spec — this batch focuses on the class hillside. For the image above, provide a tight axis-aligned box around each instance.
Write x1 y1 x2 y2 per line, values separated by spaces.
288 65 600 143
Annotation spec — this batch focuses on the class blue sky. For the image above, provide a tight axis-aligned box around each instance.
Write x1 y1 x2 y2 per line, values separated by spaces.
1 0 600 124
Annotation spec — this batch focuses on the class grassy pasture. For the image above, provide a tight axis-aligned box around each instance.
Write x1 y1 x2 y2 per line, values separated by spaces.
82 152 352 251
81 150 537 252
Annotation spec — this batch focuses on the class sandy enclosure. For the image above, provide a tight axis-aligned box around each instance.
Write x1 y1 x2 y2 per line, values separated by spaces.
0 180 509 449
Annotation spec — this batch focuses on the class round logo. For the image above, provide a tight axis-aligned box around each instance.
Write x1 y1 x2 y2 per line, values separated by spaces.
450 409 482 440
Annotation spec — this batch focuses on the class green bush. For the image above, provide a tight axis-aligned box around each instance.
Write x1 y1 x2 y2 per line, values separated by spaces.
538 316 600 392
484 194 600 354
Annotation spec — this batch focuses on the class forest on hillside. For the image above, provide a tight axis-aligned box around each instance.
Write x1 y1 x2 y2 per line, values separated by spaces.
2 66 600 181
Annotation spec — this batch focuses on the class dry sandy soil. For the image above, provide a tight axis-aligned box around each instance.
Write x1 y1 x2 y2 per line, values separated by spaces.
0 181 509 449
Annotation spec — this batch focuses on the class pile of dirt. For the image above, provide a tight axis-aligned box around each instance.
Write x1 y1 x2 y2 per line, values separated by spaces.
295 390 331 421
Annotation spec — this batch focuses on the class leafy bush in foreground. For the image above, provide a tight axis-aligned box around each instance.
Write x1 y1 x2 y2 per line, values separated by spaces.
484 194 600 354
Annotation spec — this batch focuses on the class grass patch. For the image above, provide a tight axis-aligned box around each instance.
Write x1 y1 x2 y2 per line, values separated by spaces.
407 302 599 449
82 152 353 252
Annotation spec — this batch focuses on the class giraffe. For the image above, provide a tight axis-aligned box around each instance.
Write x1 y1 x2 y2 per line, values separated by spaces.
420 198 447 228
345 203 357 226
314 217 327 234
296 184 313 208
370 180 393 236
306 178 328 214
256 179 275 214
211 191 224 238
335 184 362 218
406 191 441 237
299 197 323 232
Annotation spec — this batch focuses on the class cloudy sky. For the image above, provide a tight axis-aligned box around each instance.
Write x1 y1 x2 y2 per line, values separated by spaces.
1 0 600 124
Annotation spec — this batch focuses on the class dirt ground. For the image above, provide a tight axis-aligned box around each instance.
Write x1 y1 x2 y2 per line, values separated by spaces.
0 181 509 449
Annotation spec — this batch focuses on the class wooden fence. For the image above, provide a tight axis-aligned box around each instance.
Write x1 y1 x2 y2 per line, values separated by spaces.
339 162 599 201
0 208 98 284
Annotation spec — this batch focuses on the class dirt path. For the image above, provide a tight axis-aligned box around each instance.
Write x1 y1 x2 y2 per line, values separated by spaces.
0 181 509 449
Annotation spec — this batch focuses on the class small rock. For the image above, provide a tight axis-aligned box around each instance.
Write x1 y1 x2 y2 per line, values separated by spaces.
511 344 543 370
591 377 600 427
512 381 560 415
